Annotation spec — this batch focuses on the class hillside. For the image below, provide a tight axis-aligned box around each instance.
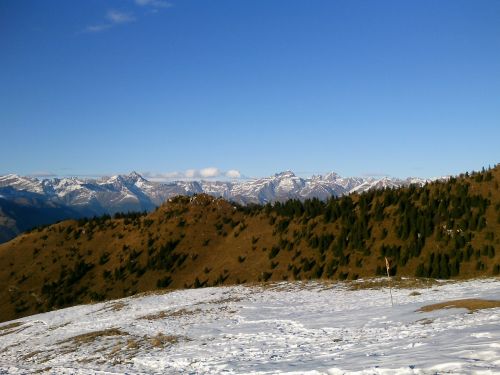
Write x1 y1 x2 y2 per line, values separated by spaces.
0 165 499 323
0 171 430 243
0 193 84 243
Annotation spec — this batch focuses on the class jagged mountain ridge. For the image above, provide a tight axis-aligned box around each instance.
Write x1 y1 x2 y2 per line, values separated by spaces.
0 171 431 243
0 170 431 210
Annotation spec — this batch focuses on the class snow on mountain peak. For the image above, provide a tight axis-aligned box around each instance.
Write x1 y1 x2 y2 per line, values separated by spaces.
0 170 432 210
320 172 341 181
127 171 146 181
274 170 296 178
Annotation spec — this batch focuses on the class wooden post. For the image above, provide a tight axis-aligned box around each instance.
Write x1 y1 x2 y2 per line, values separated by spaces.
385 257 394 307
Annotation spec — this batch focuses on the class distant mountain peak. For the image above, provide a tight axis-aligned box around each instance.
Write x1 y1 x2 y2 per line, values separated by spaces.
321 172 340 181
124 171 147 184
128 171 144 179
274 170 296 178
0 170 433 214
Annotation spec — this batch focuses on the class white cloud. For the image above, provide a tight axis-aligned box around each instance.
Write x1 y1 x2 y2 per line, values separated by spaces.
83 0 172 34
141 171 182 181
200 167 221 178
164 171 183 179
141 168 242 182
225 170 241 179
83 9 135 33
135 0 173 8
184 168 221 179
84 24 112 33
107 10 135 24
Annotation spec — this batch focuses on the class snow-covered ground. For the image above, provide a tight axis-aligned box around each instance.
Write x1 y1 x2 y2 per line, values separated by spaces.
1 278 500 374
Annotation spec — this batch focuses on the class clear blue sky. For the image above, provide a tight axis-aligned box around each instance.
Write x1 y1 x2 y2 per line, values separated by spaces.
1 0 499 180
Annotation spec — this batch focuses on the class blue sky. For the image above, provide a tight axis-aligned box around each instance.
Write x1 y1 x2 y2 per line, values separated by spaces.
1 0 499 180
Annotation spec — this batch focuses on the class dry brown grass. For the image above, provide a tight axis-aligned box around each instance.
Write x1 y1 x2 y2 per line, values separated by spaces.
208 296 243 304
126 338 139 349
59 328 127 345
149 333 179 348
0 341 22 355
140 307 201 321
346 277 444 291
32 367 52 374
47 322 70 331
19 350 53 364
416 318 434 325
109 343 122 355
21 350 44 361
96 301 127 314
239 277 443 294
51 328 136 364
418 298 500 313
0 321 23 331
8 325 185 369
0 321 25 337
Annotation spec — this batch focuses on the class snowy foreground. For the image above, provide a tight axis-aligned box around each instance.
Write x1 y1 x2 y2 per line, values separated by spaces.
1 279 500 374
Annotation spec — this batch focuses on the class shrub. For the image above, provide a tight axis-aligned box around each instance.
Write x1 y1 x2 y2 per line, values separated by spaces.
269 246 280 259
157 276 172 288
99 252 110 265
261 271 272 282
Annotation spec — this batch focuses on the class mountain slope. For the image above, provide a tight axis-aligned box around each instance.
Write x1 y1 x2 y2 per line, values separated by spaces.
0 171 432 243
0 165 498 323
0 189 85 243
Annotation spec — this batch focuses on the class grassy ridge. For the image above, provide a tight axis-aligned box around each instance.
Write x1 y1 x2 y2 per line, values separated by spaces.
0 165 499 323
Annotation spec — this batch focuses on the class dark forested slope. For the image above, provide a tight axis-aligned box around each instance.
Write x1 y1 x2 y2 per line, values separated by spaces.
0 165 499 323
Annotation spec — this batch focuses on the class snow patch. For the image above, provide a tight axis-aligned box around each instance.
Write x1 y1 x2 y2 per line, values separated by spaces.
1 279 500 373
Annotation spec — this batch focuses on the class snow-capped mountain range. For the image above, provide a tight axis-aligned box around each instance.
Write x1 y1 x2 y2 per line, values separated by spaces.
0 171 433 214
